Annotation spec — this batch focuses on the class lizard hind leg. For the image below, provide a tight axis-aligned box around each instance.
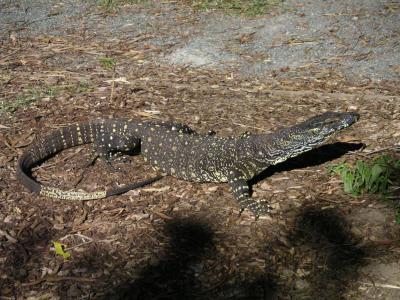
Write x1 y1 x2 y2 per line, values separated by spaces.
91 133 141 171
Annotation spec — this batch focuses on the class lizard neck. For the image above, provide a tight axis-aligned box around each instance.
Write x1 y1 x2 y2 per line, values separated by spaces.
249 129 314 166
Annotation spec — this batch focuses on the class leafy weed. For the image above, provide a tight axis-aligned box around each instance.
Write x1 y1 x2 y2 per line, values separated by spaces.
328 155 400 223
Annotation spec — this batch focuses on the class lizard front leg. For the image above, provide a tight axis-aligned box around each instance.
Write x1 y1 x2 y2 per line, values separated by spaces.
228 169 272 217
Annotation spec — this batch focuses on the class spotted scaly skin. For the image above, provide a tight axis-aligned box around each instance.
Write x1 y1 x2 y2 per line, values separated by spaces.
17 112 359 216
141 112 359 215
17 119 194 199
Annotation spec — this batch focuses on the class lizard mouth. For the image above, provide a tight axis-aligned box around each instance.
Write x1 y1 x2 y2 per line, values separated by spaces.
328 131 361 144
343 112 360 126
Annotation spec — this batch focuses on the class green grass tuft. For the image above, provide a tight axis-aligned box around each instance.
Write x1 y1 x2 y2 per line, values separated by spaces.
0 83 93 114
99 57 117 70
95 0 283 15
96 0 149 13
189 0 283 16
0 87 62 113
328 155 400 223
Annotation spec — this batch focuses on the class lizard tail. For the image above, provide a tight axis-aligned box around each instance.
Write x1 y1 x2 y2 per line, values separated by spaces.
105 175 164 197
16 120 161 200
16 151 42 193
16 123 96 198
36 173 163 200
16 119 161 200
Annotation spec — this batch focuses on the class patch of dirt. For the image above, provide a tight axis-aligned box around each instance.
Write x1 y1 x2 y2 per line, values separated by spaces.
1 0 399 80
1 1 400 299
358 261 400 299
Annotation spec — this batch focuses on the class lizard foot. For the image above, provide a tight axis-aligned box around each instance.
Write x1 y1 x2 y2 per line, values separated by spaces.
239 198 272 218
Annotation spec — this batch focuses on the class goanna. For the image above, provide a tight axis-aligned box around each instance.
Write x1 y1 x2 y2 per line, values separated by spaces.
17 112 359 216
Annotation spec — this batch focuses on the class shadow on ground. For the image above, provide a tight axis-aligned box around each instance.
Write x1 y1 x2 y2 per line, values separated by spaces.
1 208 369 299
1 216 57 295
290 205 368 299
105 218 277 300
108 218 214 300
1 142 367 299
251 142 363 185
105 206 367 299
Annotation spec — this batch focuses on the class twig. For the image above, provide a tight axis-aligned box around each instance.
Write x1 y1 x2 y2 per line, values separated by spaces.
150 210 174 220
60 233 93 242
318 198 343 204
231 121 266 131
362 147 397 156
359 282 400 290
13 16 52 32
22 276 95 286
110 69 115 103
0 48 22 62
0 229 18 243
65 240 93 251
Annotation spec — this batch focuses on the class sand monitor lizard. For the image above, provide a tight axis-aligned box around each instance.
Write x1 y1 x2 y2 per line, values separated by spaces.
17 112 359 216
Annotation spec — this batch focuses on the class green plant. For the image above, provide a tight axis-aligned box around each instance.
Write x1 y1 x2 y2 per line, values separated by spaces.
1 91 40 113
0 87 61 113
0 83 93 114
52 241 71 260
96 0 149 13
328 155 400 223
64 82 93 94
189 0 282 16
99 57 117 102
99 57 117 71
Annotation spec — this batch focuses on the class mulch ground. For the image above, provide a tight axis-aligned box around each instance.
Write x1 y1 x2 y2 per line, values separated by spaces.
1 34 400 299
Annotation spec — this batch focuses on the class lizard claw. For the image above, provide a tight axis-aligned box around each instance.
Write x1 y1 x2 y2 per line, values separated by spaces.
237 199 272 219
238 207 245 216
247 199 273 217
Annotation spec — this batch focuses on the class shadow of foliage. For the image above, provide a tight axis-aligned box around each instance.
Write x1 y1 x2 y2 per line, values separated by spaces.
0 216 56 295
107 218 214 300
104 218 277 300
290 206 367 299
204 275 277 300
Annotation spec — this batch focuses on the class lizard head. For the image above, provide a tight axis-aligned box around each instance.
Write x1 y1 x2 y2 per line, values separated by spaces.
295 111 360 146
255 111 360 165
